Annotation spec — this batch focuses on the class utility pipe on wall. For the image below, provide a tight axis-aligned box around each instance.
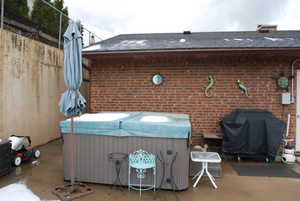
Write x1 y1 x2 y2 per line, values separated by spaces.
291 59 300 103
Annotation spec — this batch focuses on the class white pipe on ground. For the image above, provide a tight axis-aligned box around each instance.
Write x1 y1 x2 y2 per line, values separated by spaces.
286 113 290 138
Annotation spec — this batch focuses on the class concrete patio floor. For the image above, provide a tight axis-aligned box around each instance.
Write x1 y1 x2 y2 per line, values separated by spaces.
0 139 300 201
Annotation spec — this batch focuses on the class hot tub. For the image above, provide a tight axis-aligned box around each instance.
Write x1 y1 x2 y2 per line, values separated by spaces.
60 112 191 190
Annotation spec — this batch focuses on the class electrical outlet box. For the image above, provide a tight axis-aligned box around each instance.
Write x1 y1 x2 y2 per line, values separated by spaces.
281 93 291 104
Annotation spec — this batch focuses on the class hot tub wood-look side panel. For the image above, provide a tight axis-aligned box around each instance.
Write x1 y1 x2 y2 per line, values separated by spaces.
63 134 190 190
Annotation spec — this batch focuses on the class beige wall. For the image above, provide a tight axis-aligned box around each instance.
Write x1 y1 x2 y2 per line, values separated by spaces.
0 29 90 147
0 30 3 139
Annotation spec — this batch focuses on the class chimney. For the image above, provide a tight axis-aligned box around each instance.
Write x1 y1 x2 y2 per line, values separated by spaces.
257 24 277 33
183 31 191 35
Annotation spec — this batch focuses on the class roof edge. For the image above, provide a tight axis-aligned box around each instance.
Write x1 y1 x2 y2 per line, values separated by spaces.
83 47 300 55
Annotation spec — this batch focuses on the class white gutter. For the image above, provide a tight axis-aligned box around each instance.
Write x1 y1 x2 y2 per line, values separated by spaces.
83 47 300 55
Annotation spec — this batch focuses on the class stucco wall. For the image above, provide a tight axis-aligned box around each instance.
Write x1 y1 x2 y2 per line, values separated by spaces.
0 29 90 147
0 30 3 139
89 51 300 145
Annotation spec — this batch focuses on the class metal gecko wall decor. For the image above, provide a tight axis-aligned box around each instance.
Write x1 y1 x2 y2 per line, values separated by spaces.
202 75 216 97
237 80 249 97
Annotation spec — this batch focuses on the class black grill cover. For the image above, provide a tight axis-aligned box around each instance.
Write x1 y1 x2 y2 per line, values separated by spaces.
221 109 285 157
0 140 12 176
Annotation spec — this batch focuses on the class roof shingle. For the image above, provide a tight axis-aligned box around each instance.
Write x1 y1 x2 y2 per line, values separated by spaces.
83 31 300 53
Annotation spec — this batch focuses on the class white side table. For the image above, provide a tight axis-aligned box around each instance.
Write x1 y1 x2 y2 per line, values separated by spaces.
191 151 221 189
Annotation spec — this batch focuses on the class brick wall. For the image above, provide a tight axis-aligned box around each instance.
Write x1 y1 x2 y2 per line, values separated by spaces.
89 51 300 145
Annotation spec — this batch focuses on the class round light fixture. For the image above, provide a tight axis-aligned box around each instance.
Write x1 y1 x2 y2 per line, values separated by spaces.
152 74 164 85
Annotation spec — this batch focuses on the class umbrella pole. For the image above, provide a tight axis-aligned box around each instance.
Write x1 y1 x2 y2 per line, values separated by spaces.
53 115 93 201
70 116 75 191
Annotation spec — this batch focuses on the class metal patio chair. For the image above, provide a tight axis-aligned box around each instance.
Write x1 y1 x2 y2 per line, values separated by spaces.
128 149 156 196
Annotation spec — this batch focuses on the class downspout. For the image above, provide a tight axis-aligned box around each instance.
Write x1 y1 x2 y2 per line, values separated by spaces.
291 59 300 154
291 59 300 103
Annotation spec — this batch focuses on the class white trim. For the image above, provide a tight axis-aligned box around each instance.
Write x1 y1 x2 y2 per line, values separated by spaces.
296 70 300 151
83 47 300 55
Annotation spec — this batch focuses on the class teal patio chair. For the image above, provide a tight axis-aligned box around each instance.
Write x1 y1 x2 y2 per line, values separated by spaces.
128 149 156 196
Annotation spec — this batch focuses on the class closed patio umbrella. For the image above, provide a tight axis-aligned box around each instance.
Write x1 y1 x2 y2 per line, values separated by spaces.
54 22 92 200
59 22 86 117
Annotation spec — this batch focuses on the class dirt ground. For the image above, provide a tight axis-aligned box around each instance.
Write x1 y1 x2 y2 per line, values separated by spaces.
0 139 300 201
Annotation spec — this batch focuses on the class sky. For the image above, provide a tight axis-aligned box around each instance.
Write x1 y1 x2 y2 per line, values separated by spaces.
64 0 300 41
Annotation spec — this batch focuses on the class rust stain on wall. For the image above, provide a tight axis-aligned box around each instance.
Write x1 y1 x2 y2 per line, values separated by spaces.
10 57 24 79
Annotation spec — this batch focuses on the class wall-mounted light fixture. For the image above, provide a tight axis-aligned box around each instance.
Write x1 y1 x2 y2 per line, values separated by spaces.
152 74 164 85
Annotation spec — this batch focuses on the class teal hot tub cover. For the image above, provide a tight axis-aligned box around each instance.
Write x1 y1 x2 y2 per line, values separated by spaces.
60 112 191 139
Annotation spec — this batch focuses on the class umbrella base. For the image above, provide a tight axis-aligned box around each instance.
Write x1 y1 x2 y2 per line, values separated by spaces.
52 183 93 201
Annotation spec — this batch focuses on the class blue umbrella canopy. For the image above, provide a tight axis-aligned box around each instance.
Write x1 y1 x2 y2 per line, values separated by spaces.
59 22 86 117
